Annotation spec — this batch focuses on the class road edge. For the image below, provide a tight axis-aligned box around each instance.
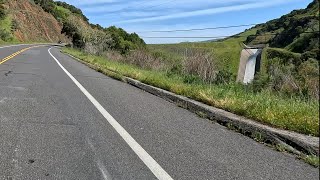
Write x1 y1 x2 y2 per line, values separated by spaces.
62 50 319 158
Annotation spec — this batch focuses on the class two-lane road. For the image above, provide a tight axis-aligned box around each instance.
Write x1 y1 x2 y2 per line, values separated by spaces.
0 45 318 179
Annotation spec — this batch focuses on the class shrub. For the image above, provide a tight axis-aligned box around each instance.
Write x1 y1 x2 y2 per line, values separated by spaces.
0 28 13 41
265 48 301 66
61 18 85 48
0 0 6 20
257 53 319 99
249 72 270 93
11 19 18 31
34 0 55 13
182 50 218 82
215 70 234 84
125 50 165 70
105 26 146 54
298 59 319 99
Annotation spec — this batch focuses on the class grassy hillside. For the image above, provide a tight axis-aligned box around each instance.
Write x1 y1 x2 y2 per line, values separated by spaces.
246 0 319 59
147 0 319 99
148 29 258 76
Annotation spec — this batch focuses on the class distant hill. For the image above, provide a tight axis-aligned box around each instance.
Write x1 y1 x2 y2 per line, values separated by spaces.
245 0 319 59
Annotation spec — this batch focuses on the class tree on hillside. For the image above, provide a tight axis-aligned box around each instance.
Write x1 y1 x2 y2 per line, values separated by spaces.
83 28 112 55
0 0 6 20
61 17 85 48
105 26 146 54
62 16 111 54
33 0 55 13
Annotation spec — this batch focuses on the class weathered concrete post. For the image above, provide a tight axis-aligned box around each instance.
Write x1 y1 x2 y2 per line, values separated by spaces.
237 48 262 84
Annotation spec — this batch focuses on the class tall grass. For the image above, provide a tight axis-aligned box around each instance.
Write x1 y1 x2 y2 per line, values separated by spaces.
63 48 319 136
0 16 14 41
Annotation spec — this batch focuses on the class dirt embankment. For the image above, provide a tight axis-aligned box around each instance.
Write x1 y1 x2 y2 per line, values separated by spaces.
5 0 69 43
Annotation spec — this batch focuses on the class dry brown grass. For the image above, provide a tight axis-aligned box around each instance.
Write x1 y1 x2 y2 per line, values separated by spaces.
125 50 165 70
101 48 221 84
182 49 218 82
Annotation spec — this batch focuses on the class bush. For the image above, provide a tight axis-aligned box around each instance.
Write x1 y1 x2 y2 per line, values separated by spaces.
61 18 84 48
0 0 6 20
215 70 233 84
298 59 319 99
249 72 270 92
257 52 319 99
105 26 146 54
0 28 13 41
34 0 55 13
265 48 302 66
301 50 318 61
124 50 165 70
182 50 217 82
11 19 18 31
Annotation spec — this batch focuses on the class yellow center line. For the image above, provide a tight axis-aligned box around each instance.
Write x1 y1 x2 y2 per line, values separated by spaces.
0 45 42 65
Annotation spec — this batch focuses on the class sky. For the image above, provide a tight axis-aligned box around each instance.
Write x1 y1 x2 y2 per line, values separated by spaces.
55 0 313 44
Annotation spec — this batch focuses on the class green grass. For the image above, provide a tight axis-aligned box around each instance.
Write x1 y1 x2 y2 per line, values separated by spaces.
0 15 15 42
148 28 257 75
302 155 320 167
0 16 11 30
63 47 319 136
53 5 71 20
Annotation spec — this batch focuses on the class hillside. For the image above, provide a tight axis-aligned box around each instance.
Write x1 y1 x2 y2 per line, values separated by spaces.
246 0 319 59
0 0 146 54
1 0 68 42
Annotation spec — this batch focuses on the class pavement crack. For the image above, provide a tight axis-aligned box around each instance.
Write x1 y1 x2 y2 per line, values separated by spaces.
4 71 12 76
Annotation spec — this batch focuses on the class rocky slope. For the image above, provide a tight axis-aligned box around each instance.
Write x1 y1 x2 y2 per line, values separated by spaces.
3 0 69 42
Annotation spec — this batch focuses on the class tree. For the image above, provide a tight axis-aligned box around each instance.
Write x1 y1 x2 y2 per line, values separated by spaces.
61 17 85 48
105 26 146 54
34 0 55 13
0 0 6 20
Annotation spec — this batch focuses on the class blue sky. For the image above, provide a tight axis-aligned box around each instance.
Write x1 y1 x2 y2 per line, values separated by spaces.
56 0 312 44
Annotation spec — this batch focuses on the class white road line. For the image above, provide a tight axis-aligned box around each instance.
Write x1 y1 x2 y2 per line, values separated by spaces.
48 47 173 180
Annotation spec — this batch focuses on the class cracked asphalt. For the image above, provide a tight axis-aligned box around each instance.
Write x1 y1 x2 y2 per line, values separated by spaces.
0 45 318 180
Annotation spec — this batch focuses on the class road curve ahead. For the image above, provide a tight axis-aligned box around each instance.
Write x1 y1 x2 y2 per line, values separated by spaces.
0 45 318 180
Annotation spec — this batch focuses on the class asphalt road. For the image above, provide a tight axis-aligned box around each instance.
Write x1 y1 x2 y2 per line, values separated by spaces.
0 45 318 180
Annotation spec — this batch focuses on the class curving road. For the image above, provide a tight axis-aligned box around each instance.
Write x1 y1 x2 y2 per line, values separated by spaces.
0 45 318 179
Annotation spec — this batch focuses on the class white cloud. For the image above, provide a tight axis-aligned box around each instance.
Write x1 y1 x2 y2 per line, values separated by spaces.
114 0 290 24
82 0 255 13
120 22 249 44
55 0 304 44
